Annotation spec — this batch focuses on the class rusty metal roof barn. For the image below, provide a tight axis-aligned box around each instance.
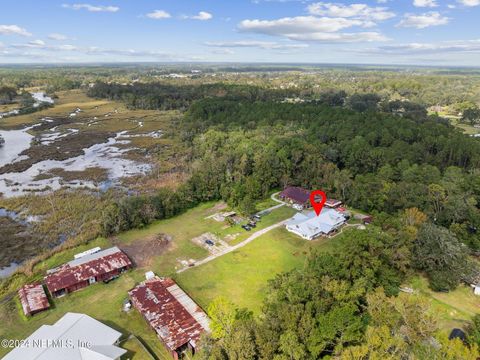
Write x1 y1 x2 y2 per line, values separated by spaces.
44 246 132 293
129 277 210 353
18 284 50 316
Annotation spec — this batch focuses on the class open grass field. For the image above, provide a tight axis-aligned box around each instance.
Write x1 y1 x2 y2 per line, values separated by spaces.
448 116 480 136
175 226 349 313
407 276 480 332
115 202 296 275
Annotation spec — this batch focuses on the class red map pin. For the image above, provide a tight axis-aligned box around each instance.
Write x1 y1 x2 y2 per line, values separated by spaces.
310 190 327 216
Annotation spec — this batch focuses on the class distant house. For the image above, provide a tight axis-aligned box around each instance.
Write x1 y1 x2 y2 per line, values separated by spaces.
18 284 50 316
286 208 346 240
45 246 132 298
129 276 210 360
354 213 373 224
3 312 126 360
279 186 310 209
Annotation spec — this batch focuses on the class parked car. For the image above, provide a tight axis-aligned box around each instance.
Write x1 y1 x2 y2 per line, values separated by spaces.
242 224 251 231
205 239 215 246
253 214 261 220
248 222 257 228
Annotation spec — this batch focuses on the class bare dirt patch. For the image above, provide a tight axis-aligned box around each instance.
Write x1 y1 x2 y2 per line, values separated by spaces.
190 232 230 255
114 233 172 268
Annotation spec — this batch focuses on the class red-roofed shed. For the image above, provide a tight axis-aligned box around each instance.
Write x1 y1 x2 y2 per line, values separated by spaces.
18 284 50 316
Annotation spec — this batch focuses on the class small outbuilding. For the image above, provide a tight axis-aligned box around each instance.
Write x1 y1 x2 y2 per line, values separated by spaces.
18 284 50 316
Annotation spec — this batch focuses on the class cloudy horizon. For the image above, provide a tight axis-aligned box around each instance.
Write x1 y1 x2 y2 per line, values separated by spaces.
1 0 480 66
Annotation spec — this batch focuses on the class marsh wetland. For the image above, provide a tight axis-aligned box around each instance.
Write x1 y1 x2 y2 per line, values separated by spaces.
0 90 180 274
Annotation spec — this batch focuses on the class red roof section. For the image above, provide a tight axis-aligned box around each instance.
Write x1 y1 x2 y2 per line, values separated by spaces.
280 186 310 205
44 248 132 293
325 199 342 207
129 277 207 352
18 284 50 316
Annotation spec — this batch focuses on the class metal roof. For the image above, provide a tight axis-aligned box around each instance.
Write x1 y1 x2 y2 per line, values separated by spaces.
129 277 209 352
44 247 132 293
325 199 342 207
2 312 126 360
280 186 310 204
18 284 50 316
286 209 346 240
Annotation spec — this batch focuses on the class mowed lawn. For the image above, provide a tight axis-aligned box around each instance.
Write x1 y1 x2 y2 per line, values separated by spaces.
175 227 346 313
116 202 296 276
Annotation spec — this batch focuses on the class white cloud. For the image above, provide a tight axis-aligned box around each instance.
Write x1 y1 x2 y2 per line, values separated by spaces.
397 12 449 28
184 11 213 21
307 2 395 21
29 39 45 47
205 40 309 49
240 16 363 34
211 49 235 55
238 16 388 42
10 40 77 51
362 39 480 55
413 0 438 7
146 10 171 19
457 0 480 6
62 4 119 12
48 33 68 41
0 25 32 37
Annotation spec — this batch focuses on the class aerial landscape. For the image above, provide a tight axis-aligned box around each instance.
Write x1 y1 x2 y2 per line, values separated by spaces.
2 0 480 359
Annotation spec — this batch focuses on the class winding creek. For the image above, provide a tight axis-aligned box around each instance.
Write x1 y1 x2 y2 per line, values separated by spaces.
0 123 152 197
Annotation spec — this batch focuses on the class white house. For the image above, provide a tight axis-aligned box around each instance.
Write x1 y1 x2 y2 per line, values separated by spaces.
3 313 126 360
286 208 346 240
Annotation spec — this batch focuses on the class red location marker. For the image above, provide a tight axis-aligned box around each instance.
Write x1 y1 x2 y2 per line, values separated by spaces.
310 190 327 216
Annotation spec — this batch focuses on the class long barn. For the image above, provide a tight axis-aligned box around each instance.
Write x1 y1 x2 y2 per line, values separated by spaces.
129 276 210 360
45 246 132 297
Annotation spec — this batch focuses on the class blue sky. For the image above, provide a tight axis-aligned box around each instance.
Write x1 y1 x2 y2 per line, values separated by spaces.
1 0 480 65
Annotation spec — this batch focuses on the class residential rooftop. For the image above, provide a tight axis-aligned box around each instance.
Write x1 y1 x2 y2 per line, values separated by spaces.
3 312 126 360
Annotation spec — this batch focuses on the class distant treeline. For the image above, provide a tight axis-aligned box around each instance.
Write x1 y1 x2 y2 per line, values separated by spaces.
87 82 294 111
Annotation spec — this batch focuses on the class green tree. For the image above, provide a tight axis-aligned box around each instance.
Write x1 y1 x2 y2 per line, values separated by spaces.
208 297 237 339
413 223 470 291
